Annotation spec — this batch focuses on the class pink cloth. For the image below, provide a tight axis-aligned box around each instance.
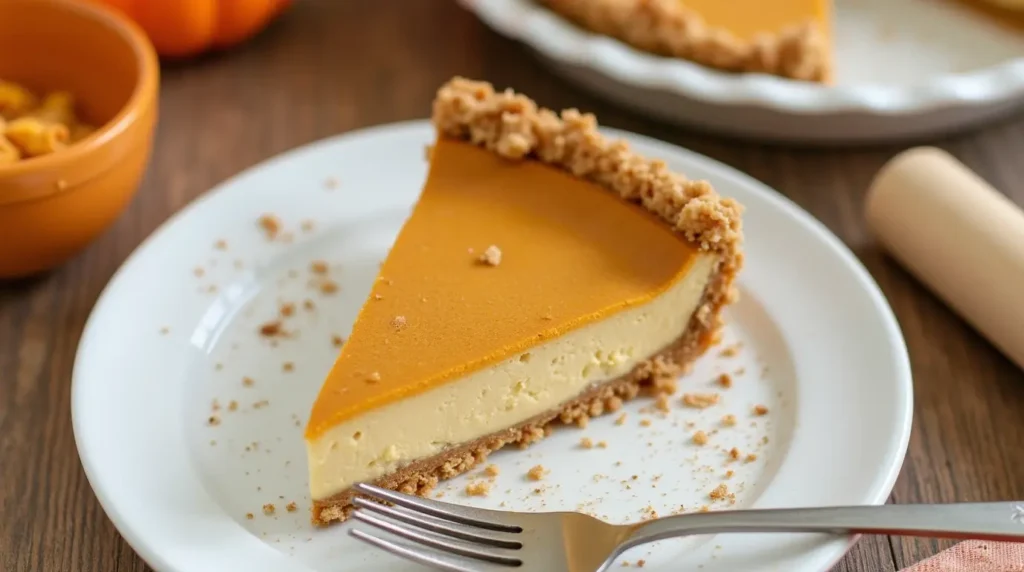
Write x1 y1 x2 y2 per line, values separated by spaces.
900 542 1024 572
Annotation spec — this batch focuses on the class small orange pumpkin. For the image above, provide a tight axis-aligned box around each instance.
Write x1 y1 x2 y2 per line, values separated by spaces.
83 0 292 58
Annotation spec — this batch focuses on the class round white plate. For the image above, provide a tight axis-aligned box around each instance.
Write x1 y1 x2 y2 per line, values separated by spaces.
73 122 913 572
462 0 1024 143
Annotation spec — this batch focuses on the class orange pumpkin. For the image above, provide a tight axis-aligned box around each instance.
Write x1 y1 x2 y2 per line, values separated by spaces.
83 0 292 58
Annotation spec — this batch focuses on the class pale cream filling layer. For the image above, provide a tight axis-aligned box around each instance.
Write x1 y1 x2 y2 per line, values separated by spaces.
307 255 716 500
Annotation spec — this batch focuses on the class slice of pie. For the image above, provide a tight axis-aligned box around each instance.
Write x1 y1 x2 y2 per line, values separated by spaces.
537 0 833 82
305 77 744 525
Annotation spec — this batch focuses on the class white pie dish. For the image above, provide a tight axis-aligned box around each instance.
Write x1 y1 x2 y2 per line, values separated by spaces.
72 121 913 571
461 0 1024 143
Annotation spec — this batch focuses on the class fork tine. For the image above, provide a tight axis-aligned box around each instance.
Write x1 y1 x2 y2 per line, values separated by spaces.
353 482 522 532
349 528 479 572
352 508 522 566
353 497 523 549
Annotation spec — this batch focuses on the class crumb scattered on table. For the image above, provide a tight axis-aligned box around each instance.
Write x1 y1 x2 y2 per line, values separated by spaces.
717 373 732 388
709 484 729 500
484 464 500 477
214 239 228 251
615 413 628 425
580 437 594 449
527 465 546 481
207 415 221 426
286 502 298 513
692 430 709 445
721 414 737 427
279 302 295 317
753 404 769 416
262 503 276 515
242 376 254 387
282 362 294 372
245 513 254 520
728 447 742 461
331 334 344 348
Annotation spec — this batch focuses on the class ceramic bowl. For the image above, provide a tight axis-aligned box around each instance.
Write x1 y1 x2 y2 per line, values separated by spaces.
0 0 159 278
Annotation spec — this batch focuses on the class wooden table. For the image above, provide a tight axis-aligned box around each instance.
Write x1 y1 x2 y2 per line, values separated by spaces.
2 2 1022 571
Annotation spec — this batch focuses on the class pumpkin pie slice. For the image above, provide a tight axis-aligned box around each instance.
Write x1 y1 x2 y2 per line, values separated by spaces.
305 77 744 524
538 0 833 82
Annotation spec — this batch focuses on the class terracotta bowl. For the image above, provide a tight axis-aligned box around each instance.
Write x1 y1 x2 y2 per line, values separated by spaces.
0 0 159 279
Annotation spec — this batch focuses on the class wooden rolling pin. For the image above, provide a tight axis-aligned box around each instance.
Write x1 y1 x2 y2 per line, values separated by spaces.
865 147 1024 371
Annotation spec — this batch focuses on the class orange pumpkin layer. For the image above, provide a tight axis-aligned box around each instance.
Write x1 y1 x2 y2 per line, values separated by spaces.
304 138 699 439
679 0 830 40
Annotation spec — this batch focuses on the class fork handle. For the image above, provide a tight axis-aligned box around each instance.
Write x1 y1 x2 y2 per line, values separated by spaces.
622 502 1024 550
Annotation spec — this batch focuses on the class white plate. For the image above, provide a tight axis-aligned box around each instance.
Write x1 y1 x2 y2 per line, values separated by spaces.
72 122 913 572
462 0 1024 143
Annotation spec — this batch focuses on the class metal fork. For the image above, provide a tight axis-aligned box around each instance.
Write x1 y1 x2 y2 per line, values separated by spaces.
348 483 1024 572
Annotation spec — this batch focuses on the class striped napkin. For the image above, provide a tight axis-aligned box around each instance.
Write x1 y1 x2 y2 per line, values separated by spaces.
900 541 1024 571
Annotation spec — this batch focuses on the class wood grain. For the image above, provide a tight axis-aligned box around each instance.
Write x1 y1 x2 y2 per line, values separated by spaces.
1 1 1022 571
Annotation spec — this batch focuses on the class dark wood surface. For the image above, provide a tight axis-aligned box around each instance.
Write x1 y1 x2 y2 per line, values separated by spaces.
2 1 1022 571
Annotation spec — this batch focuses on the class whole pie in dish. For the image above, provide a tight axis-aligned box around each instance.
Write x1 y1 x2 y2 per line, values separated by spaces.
538 0 833 82
304 77 744 525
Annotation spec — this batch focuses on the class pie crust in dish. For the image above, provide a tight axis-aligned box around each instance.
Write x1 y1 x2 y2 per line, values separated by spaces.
537 0 832 82
304 77 744 525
